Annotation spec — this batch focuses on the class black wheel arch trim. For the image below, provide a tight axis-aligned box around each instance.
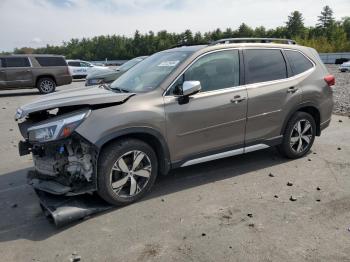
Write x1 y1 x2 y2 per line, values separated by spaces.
281 102 321 136
95 127 171 175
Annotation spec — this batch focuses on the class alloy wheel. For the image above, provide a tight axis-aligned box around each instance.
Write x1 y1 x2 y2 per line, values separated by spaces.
40 80 54 93
110 150 152 198
289 119 313 153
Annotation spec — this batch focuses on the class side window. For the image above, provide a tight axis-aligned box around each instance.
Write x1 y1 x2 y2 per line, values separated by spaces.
80 62 91 67
183 50 240 92
5 57 30 68
285 50 313 76
245 49 287 84
68 61 81 67
35 57 67 66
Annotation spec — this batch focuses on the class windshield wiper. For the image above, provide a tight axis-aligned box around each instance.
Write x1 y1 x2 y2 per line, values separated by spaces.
112 87 129 93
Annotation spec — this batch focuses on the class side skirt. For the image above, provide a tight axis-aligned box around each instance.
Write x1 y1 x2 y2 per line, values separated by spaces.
175 135 283 168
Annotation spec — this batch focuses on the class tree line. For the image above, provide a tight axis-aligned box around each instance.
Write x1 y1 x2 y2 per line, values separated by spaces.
5 5 350 60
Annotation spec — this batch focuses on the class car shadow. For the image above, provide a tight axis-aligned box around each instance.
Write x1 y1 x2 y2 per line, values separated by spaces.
0 147 291 242
0 91 39 97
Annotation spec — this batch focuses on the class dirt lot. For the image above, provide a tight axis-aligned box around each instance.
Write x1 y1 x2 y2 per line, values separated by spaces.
0 67 350 261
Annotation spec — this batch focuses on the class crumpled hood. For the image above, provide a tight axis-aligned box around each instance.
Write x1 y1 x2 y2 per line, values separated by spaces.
15 86 134 120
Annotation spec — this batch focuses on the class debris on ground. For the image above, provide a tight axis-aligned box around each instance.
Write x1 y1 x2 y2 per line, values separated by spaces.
248 223 255 227
308 159 312 161
338 147 342 150
70 252 81 262
287 182 293 186
317 187 321 191
247 213 253 218
289 196 297 201
339 119 343 123
268 173 275 177
274 195 279 198
161 199 165 202
316 199 321 202
201 233 206 237
11 204 18 208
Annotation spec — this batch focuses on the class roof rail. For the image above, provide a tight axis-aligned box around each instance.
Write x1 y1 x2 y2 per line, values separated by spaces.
211 38 297 45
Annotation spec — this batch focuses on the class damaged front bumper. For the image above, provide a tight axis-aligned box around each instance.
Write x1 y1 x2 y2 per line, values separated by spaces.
22 134 98 196
22 135 114 226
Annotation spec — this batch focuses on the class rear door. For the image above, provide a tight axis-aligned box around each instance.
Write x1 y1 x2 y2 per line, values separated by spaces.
4 57 33 88
243 48 302 145
164 49 247 163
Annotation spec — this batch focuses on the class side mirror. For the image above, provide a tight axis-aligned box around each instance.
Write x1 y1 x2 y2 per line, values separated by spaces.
182 81 201 96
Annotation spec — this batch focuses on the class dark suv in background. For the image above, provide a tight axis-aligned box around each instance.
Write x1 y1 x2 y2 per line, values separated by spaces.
0 55 72 94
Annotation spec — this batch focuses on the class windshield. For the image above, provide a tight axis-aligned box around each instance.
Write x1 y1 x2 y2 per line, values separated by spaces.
110 51 192 93
119 57 144 71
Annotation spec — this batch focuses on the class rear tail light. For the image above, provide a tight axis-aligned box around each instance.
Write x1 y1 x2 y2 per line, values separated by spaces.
324 74 335 87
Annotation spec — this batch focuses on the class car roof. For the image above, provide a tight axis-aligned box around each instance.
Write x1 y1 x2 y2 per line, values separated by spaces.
0 54 65 58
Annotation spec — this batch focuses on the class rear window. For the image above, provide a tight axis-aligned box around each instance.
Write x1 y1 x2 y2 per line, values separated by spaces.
245 49 287 84
285 50 313 76
3 57 30 68
35 56 67 67
68 61 81 67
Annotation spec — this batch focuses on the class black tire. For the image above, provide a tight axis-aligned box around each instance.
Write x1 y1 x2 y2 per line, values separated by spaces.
37 77 56 94
278 111 316 159
97 139 158 206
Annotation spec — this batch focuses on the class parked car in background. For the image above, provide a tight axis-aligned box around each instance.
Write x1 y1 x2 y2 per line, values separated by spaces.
67 60 106 79
85 56 147 86
0 54 72 94
17 38 334 207
339 61 350 72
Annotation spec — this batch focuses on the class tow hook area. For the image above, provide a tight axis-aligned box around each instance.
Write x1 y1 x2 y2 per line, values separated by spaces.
35 189 113 227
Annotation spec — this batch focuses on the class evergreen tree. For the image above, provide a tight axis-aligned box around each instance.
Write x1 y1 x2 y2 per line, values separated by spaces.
286 11 305 38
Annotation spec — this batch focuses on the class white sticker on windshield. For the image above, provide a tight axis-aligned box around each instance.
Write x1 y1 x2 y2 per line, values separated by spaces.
158 60 180 67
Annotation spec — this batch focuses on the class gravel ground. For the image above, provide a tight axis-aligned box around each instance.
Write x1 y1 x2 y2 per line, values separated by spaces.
328 64 350 116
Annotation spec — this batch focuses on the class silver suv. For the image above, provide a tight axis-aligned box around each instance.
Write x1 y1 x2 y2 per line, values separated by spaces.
16 38 334 206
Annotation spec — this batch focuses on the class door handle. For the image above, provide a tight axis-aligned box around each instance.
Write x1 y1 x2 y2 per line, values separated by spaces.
287 87 298 93
230 95 246 104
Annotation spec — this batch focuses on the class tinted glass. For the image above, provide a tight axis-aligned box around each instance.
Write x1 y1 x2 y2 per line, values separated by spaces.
182 50 240 92
68 61 81 67
80 62 91 67
245 49 287 84
285 50 313 75
110 51 192 93
5 57 30 68
35 56 67 66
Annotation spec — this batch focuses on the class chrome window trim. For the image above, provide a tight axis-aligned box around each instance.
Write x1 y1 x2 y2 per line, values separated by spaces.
163 47 316 98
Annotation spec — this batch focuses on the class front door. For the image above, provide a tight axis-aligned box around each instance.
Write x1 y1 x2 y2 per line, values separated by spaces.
164 49 247 164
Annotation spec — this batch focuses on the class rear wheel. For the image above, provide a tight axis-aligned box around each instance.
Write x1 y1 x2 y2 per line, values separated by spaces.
37 77 56 94
278 112 316 159
97 139 158 206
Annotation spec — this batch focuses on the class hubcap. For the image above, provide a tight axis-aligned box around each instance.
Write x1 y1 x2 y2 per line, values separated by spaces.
40 80 54 92
290 119 313 153
110 150 151 198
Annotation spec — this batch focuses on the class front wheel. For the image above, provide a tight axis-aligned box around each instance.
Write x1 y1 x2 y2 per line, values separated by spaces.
278 112 316 159
97 139 158 206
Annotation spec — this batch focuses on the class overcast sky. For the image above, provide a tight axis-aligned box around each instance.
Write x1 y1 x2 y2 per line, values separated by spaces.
0 0 349 51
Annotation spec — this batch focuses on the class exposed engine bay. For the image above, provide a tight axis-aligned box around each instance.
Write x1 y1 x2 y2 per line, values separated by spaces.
18 107 98 196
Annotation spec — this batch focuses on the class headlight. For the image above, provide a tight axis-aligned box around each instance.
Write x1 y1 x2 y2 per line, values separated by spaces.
28 110 90 142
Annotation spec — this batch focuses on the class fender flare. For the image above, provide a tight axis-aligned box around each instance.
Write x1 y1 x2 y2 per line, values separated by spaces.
95 127 171 175
280 101 321 136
